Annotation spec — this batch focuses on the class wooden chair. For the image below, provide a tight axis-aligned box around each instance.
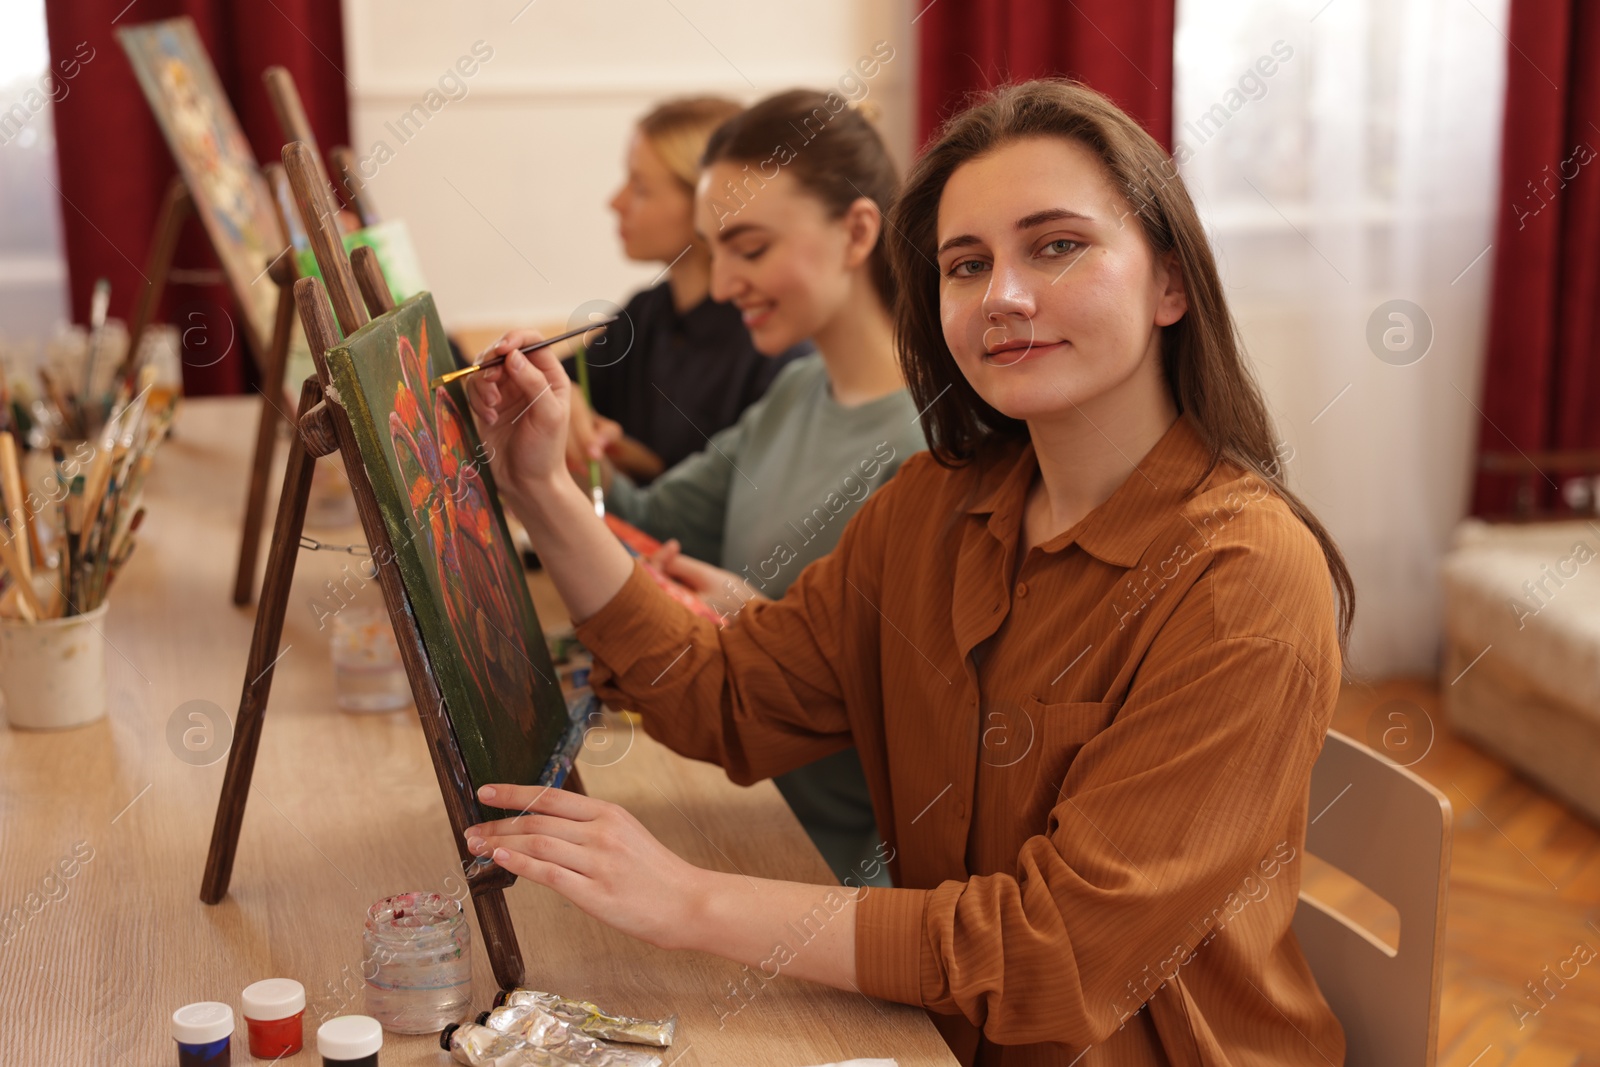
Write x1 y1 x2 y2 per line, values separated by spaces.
1293 730 1452 1066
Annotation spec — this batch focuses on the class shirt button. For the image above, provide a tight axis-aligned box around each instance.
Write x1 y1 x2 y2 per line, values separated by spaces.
954 801 968 819
1016 582 1028 597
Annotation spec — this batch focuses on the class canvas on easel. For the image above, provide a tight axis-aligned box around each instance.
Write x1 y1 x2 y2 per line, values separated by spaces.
325 292 570 799
118 17 284 363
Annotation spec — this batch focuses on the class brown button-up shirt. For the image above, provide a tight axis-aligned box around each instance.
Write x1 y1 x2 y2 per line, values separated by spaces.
576 413 1346 1066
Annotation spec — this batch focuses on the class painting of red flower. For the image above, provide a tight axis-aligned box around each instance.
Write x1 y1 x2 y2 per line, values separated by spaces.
327 295 568 812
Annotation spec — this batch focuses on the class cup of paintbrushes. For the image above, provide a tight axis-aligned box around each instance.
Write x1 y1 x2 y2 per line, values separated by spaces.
0 600 110 730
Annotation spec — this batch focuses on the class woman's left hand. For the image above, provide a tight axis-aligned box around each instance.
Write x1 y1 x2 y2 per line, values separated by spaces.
464 783 707 951
649 539 771 619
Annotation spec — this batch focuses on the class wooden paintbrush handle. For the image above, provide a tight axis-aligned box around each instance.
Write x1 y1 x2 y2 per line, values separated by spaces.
0 526 43 620
0 432 42 575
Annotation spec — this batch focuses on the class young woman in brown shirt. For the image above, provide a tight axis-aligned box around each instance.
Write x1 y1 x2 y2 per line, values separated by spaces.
464 80 1355 1066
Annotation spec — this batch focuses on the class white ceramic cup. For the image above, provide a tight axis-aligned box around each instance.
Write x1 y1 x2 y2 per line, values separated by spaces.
0 602 110 730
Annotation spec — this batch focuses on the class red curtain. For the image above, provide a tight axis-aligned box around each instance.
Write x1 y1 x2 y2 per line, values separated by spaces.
44 0 348 395
915 0 1174 152
1472 0 1600 515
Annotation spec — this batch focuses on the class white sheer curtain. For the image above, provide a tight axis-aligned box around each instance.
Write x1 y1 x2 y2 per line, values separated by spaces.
1174 0 1509 678
0 0 69 344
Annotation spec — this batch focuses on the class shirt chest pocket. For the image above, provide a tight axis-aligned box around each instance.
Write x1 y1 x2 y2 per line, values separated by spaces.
1021 696 1120 794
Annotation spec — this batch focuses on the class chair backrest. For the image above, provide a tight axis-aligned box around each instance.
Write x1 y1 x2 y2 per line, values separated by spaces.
1293 730 1452 1067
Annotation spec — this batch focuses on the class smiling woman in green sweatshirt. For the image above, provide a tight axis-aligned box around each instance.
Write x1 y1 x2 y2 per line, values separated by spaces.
480 89 926 886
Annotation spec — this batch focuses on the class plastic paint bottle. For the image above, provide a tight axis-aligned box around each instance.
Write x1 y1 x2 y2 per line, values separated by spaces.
318 1014 383 1066
172 1001 234 1066
241 978 306 1058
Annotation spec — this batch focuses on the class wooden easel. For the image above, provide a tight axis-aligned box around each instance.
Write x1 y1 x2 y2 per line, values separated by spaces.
330 144 382 229
232 69 353 605
231 173 300 606
201 141 577 991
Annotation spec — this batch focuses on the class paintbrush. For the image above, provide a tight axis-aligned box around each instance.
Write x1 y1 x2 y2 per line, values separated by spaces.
0 527 42 621
81 277 111 405
98 507 144 602
39 368 81 439
0 431 44 571
572 345 604 517
430 317 618 388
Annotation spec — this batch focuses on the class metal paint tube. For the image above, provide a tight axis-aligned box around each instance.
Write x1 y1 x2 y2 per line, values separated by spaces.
441 1021 658 1067
480 1002 662 1067
493 989 676 1048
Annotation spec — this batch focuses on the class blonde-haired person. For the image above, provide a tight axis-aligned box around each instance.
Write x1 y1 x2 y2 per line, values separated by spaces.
464 79 1351 1064
567 97 811 479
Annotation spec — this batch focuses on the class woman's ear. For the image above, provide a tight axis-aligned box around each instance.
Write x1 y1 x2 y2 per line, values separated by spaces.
842 196 884 272
1155 249 1188 327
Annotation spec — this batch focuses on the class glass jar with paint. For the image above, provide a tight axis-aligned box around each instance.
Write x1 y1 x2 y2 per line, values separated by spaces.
241 977 305 1058
171 1001 234 1066
329 605 412 712
317 1014 383 1066
362 891 471 1033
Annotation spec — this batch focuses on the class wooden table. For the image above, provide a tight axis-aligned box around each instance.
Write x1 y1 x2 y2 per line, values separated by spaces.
0 397 958 1066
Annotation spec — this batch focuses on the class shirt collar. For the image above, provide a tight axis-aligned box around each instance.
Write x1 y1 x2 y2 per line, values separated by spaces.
964 413 1217 569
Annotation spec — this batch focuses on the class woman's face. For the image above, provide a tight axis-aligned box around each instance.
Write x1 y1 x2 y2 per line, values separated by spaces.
694 162 877 355
935 136 1186 425
609 132 696 264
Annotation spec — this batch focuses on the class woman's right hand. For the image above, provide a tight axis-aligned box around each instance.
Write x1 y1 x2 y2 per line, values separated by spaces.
464 331 573 504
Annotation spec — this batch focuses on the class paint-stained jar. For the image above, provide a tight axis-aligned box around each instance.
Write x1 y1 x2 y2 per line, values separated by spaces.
362 891 471 1033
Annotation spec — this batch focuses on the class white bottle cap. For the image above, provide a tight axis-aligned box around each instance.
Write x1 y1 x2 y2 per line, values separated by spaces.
318 1014 384 1059
171 1001 235 1045
241 978 306 1020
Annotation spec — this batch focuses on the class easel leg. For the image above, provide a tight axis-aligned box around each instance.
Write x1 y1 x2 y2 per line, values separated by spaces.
202 377 326 904
126 177 193 374
471 885 527 990
232 262 297 606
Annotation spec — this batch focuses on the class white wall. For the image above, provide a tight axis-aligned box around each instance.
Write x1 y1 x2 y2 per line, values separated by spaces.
342 0 917 333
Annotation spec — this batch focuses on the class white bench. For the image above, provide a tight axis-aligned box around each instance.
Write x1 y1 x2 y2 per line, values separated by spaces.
1440 518 1600 823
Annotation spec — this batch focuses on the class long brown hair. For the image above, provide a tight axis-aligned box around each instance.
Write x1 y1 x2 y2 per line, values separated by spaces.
887 79 1355 655
702 89 899 308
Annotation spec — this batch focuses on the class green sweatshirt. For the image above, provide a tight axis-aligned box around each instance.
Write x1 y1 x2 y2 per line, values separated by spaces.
607 354 925 599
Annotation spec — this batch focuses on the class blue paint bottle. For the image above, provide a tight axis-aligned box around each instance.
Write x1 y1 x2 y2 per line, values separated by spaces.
171 1001 234 1066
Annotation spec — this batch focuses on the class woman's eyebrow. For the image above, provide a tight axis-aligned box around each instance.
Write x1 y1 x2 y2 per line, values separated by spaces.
716 222 766 244
936 233 982 257
1016 207 1095 229
937 208 1097 257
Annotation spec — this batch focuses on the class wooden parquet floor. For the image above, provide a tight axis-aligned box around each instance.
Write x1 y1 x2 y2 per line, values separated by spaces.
1322 679 1600 1065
